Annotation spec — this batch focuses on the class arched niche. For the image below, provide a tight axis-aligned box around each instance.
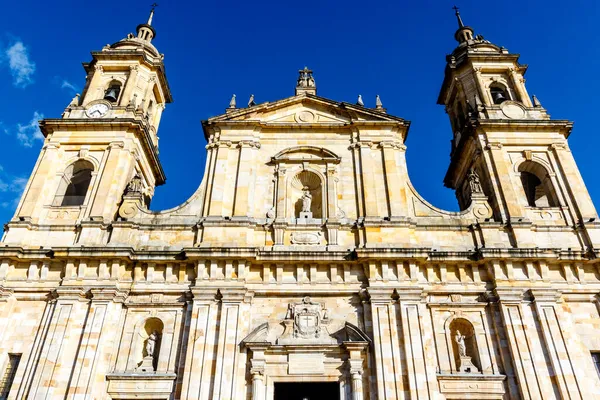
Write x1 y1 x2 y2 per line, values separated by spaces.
136 317 164 372
290 170 323 219
448 317 481 373
271 146 341 224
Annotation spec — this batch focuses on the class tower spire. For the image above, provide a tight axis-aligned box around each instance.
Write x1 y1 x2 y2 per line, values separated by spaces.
452 6 474 44
452 6 464 29
148 3 158 25
136 3 158 43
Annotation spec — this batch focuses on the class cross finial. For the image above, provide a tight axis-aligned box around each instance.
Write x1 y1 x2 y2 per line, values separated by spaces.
147 3 158 25
453 5 465 29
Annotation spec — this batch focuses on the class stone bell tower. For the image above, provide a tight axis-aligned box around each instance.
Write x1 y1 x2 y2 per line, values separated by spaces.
5 6 172 246
438 8 600 250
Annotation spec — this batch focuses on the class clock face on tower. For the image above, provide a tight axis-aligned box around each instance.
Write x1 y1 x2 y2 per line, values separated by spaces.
86 103 110 118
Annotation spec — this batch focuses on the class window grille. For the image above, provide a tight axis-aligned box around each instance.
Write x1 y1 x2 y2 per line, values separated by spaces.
0 354 21 400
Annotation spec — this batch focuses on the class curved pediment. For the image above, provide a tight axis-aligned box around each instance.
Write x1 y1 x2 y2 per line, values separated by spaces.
271 146 340 163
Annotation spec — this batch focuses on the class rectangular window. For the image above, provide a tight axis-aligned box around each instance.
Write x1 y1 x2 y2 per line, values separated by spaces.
0 354 21 400
592 352 600 378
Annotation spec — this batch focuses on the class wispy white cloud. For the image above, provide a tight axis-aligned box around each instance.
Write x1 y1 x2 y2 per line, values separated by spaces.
16 111 44 147
61 79 78 93
0 167 27 210
5 41 36 88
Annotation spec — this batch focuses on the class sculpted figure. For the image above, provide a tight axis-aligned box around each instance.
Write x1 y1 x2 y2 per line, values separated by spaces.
301 187 312 213
126 174 143 194
455 330 467 357
146 330 159 359
468 168 483 194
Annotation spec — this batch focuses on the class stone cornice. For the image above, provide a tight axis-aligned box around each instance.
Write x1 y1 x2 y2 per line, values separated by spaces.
39 118 166 185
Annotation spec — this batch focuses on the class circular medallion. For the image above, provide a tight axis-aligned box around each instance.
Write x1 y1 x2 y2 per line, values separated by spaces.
500 102 526 119
296 111 316 123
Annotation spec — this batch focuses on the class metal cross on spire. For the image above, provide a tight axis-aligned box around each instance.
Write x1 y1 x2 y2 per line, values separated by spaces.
452 5 465 29
147 3 158 25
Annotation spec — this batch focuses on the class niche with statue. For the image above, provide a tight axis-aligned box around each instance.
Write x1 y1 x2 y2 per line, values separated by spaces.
136 317 163 373
449 318 481 373
291 170 323 223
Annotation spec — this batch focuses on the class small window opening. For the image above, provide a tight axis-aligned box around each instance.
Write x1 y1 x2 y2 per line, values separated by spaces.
0 354 21 400
53 160 94 207
490 85 509 104
519 161 557 208
104 81 122 103
592 352 600 379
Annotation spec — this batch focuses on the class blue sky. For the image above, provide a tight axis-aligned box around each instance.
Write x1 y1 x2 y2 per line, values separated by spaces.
0 0 598 223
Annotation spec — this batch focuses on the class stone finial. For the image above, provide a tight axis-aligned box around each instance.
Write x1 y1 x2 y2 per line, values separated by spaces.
532 94 542 108
68 93 80 107
248 94 256 107
228 94 236 109
356 95 364 107
375 95 383 110
295 66 316 95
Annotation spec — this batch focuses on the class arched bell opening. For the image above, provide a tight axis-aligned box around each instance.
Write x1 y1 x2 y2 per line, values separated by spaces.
518 160 559 208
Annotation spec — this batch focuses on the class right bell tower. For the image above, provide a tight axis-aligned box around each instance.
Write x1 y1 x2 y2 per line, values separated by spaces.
438 8 600 251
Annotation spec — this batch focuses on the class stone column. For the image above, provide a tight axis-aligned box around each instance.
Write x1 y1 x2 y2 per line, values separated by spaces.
180 288 220 400
345 342 368 400
65 287 127 399
120 65 139 106
359 142 380 221
366 287 405 399
274 165 287 220
249 346 267 400
27 287 88 399
396 288 439 400
380 142 403 219
509 68 532 107
530 289 588 400
233 141 259 218
494 288 554 400
84 65 104 105
212 287 251 400
207 141 234 217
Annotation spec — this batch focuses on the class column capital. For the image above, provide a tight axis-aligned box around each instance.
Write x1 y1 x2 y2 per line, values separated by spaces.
0 286 14 302
493 287 527 303
54 286 88 302
89 287 128 302
530 289 562 303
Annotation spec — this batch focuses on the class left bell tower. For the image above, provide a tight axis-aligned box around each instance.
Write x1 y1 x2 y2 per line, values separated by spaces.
4 6 172 246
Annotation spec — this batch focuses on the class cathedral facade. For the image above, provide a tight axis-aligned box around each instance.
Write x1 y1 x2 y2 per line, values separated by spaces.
1 8 600 400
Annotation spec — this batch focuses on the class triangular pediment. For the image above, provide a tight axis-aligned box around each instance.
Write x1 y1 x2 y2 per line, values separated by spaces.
205 94 406 125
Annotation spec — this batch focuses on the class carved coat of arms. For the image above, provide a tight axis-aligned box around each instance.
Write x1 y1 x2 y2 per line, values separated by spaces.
277 297 336 345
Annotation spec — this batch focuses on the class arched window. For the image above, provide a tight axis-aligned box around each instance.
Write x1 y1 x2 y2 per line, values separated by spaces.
53 160 94 206
518 161 558 207
490 84 509 104
104 81 122 103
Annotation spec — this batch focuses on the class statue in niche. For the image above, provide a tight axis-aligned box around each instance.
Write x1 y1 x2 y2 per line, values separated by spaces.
137 329 160 372
301 186 312 213
455 330 467 357
146 330 159 359
468 168 483 195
